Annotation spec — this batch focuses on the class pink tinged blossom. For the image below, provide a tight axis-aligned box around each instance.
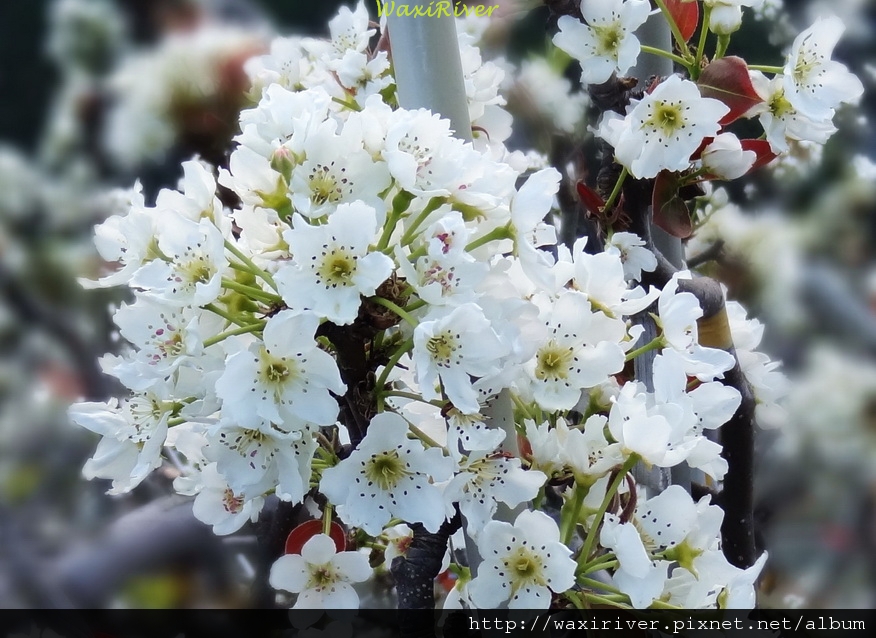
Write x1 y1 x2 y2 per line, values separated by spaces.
191 463 265 535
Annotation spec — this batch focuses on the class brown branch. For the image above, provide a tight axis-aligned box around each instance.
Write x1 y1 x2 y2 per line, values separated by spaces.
391 512 461 635
678 277 758 568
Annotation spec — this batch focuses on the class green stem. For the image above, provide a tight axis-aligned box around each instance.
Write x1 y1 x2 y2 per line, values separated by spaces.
204 303 248 327
624 335 666 362
580 558 619 576
406 421 443 449
221 278 282 304
693 6 712 79
577 455 638 569
404 298 427 313
465 225 512 252
224 240 278 292
407 246 427 262
510 393 535 421
748 64 784 75
715 34 730 59
580 592 632 609
578 576 625 596
323 503 334 536
561 483 588 545
400 196 447 246
602 167 628 214
368 296 418 328
654 0 694 60
331 96 362 112
202 321 266 348
374 337 414 412
380 390 446 408
639 45 693 72
377 207 403 252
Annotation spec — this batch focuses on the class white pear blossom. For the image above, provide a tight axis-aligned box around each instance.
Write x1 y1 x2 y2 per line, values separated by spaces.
783 16 863 121
608 382 685 467
64 0 804 612
664 550 768 608
601 486 730 608
319 413 453 535
444 450 546 537
269 533 372 609
657 272 735 380
276 204 393 325
605 232 657 282
205 420 318 503
108 298 222 390
215 310 345 427
749 71 838 153
191 463 266 535
552 0 651 85
523 291 626 411
129 214 228 307
288 123 391 221
467 510 576 609
413 304 507 413
564 414 626 482
598 75 729 179
68 391 172 494
562 237 659 315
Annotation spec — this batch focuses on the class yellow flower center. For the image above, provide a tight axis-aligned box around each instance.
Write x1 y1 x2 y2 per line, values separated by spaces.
365 450 409 491
594 24 622 56
426 332 457 365
535 342 574 381
319 251 357 286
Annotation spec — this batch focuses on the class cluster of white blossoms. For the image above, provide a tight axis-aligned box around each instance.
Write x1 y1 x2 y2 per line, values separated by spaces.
68 1 837 612
245 3 516 160
553 1 861 181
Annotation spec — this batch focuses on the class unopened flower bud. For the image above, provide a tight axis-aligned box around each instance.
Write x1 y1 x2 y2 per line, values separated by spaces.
702 133 756 180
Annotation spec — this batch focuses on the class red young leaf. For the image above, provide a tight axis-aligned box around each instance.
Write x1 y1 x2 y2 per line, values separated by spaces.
663 0 700 42
576 181 605 218
698 57 763 125
740 139 778 171
285 519 347 555
652 171 693 239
